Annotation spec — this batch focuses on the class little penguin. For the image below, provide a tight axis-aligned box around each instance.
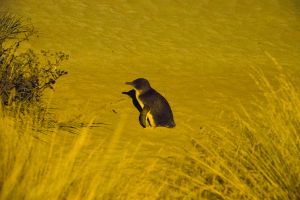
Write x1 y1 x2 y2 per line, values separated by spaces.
125 78 175 128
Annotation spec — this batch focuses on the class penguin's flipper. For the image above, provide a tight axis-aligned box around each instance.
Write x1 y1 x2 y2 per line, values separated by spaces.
139 105 150 128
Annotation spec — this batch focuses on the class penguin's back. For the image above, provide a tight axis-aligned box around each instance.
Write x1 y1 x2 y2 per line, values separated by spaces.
138 89 175 128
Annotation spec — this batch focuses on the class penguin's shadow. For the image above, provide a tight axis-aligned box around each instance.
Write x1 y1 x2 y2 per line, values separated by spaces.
122 89 142 112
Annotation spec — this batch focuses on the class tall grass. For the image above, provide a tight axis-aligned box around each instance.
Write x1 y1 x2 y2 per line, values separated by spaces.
157 53 300 199
0 113 163 200
0 53 299 200
0 115 99 200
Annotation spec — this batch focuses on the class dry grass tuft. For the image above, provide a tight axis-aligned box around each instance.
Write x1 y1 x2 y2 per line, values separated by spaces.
157 53 300 199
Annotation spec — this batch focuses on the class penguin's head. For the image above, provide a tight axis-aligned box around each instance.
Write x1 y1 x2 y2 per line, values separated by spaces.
126 78 151 94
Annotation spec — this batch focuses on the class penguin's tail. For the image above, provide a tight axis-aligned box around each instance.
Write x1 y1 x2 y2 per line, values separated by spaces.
167 120 176 128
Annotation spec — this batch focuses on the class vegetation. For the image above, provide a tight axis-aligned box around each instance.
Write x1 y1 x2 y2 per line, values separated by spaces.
1 53 299 199
0 13 68 114
0 13 299 200
156 54 300 199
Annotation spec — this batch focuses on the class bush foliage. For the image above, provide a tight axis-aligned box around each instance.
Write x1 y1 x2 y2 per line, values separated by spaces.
0 13 68 110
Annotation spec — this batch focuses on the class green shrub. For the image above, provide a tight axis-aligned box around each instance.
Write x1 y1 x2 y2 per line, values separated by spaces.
0 13 68 112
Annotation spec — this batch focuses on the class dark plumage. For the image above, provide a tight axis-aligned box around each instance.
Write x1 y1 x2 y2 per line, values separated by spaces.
125 78 175 128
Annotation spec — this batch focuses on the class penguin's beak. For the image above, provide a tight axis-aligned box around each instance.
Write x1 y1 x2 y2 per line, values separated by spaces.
125 81 133 86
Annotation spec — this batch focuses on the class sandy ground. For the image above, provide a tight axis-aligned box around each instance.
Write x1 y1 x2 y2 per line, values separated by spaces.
2 0 300 184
